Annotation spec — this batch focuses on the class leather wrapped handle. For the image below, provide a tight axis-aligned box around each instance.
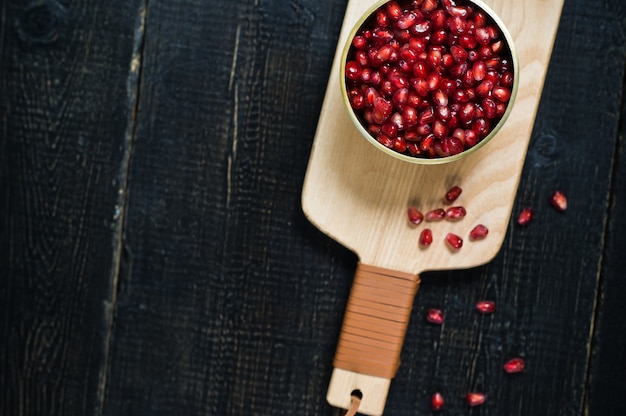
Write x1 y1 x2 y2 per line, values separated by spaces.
333 263 421 379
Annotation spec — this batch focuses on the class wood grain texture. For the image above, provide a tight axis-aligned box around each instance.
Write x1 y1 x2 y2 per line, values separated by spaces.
0 0 625 415
0 0 142 414
102 1 353 415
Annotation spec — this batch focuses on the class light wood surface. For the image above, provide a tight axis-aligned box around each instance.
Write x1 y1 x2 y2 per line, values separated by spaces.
302 0 565 414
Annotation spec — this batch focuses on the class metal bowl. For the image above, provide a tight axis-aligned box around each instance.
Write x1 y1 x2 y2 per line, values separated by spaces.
340 0 519 164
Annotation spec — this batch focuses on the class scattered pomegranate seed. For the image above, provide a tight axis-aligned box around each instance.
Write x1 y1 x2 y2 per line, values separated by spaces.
407 206 424 225
503 357 525 373
476 300 496 314
517 207 533 225
431 392 445 411
344 0 514 159
420 228 433 246
445 206 466 220
549 190 568 212
445 185 462 203
426 208 446 221
466 392 486 406
426 308 444 324
445 232 463 250
469 224 489 240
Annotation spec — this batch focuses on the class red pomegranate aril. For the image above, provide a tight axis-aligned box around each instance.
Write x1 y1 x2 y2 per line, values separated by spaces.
397 12 418 29
426 208 446 221
469 224 489 240
408 206 424 225
475 26 491 44
473 60 487 81
445 232 463 249
376 9 389 28
466 392 486 406
446 206 466 220
420 134 435 152
420 228 433 246
472 117 490 137
386 1 402 20
431 392 445 411
518 207 533 225
436 105 451 123
501 71 514 87
352 35 367 50
403 106 418 126
377 133 394 148
482 97 498 119
459 102 476 123
459 34 478 49
549 190 568 211
427 73 442 91
503 357 526 374
492 85 512 102
445 185 463 203
381 122 398 137
431 120 448 139
476 300 496 314
464 129 478 146
345 61 362 80
445 137 464 155
448 16 466 35
393 87 409 106
449 45 468 64
433 89 448 107
393 136 407 152
419 106 436 124
475 79 493 98
426 308 444 324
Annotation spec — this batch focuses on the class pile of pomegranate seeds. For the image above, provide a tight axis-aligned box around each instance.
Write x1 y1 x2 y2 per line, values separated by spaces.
406 185 489 249
345 0 514 158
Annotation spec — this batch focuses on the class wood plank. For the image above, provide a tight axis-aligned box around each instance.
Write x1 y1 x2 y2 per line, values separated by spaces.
586 61 626 415
0 0 143 414
101 1 353 415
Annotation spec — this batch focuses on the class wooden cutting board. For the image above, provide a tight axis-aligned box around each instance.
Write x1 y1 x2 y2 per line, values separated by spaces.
301 0 564 414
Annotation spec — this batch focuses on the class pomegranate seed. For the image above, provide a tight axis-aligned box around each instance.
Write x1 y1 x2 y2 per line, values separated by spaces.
469 224 489 240
517 207 533 225
431 392 445 411
476 300 496 314
549 190 568 211
426 208 446 221
445 185 463 202
445 206 466 220
420 228 433 246
466 392 486 406
445 233 463 249
345 61 362 80
503 357 526 374
408 207 424 225
426 308 444 324
386 1 402 20
492 85 511 102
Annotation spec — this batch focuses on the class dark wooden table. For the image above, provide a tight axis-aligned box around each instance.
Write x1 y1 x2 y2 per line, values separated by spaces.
2 0 626 415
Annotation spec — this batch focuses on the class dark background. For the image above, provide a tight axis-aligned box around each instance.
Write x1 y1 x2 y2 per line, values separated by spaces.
2 0 626 415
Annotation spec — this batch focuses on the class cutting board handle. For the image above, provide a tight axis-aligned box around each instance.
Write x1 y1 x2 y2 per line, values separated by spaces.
333 263 421 378
327 263 420 415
